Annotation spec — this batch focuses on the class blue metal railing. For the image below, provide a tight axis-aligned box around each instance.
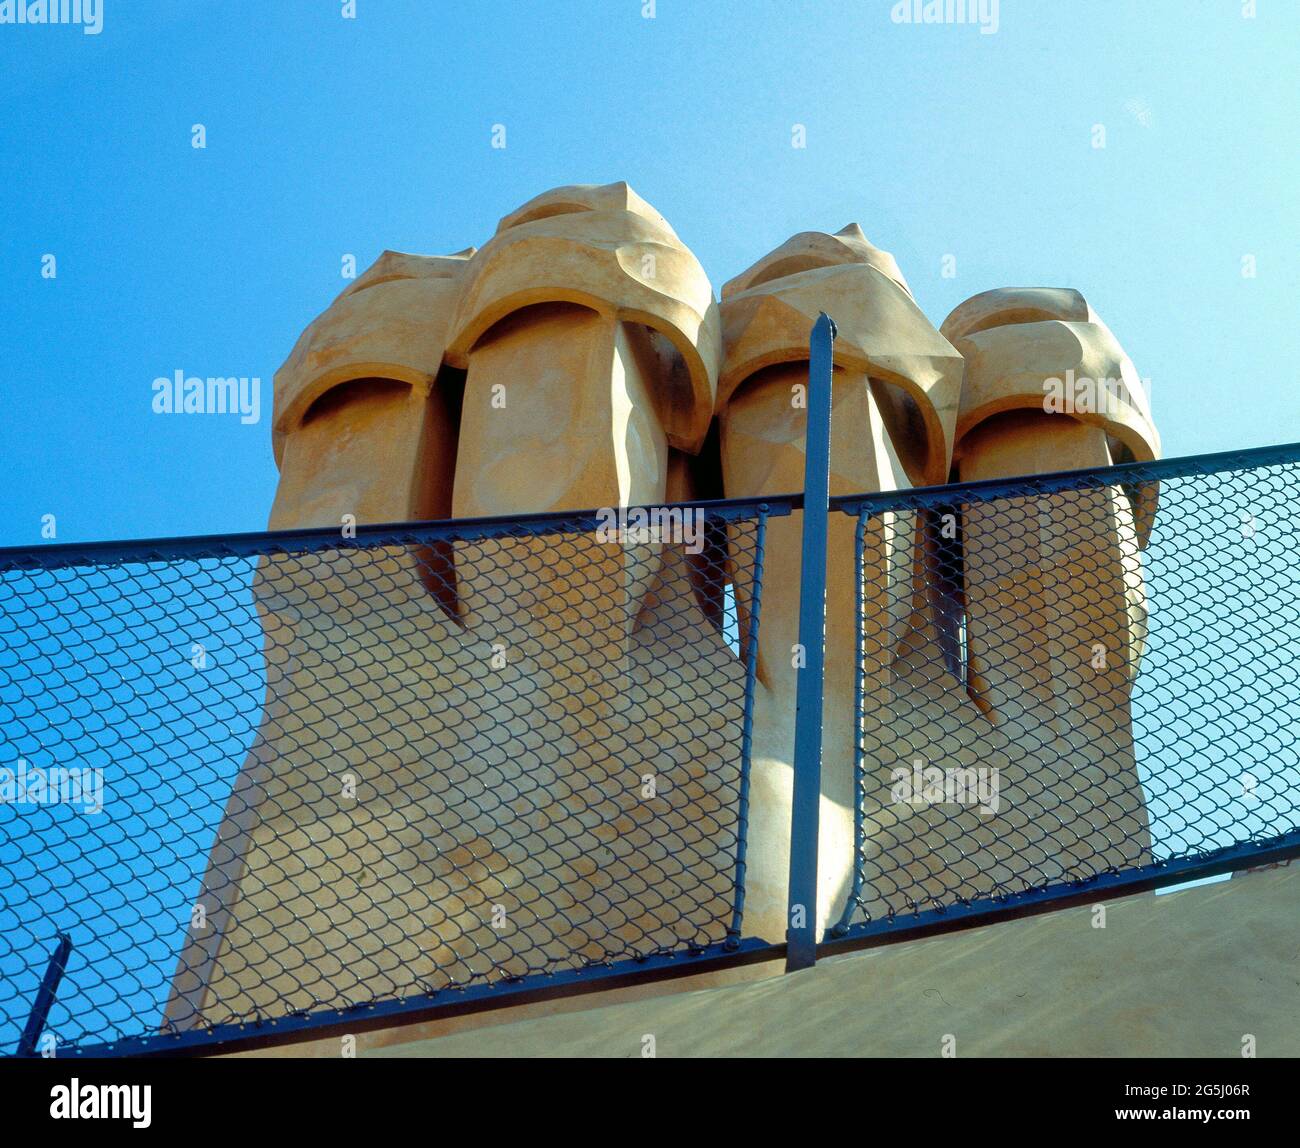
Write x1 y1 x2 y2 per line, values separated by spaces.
828 439 1300 948
3 311 1299 1054
1 495 787 1056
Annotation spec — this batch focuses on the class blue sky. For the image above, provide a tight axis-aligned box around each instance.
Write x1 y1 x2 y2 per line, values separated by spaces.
1 0 1297 547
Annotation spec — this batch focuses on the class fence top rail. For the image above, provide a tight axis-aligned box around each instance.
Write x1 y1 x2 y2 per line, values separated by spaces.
3 440 1297 572
0 493 798 572
831 440 1300 516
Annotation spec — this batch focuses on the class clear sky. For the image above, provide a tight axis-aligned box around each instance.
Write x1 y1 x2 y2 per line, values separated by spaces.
1 0 1297 548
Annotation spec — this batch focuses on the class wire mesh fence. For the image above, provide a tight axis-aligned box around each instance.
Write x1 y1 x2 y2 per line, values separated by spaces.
4 435 1300 1055
832 446 1300 937
0 501 776 1054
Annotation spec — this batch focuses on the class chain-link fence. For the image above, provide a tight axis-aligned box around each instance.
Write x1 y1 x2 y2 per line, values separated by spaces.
0 500 779 1054
5 424 1300 1054
831 445 1300 939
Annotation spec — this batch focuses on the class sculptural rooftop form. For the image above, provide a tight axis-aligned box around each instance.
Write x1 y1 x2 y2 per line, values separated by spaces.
165 182 1163 1048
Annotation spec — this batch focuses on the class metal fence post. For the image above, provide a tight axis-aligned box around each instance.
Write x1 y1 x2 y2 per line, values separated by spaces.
16 932 72 1057
786 312 836 973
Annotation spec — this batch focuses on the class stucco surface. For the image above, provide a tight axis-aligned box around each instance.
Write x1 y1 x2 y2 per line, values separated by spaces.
364 867 1299 1058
